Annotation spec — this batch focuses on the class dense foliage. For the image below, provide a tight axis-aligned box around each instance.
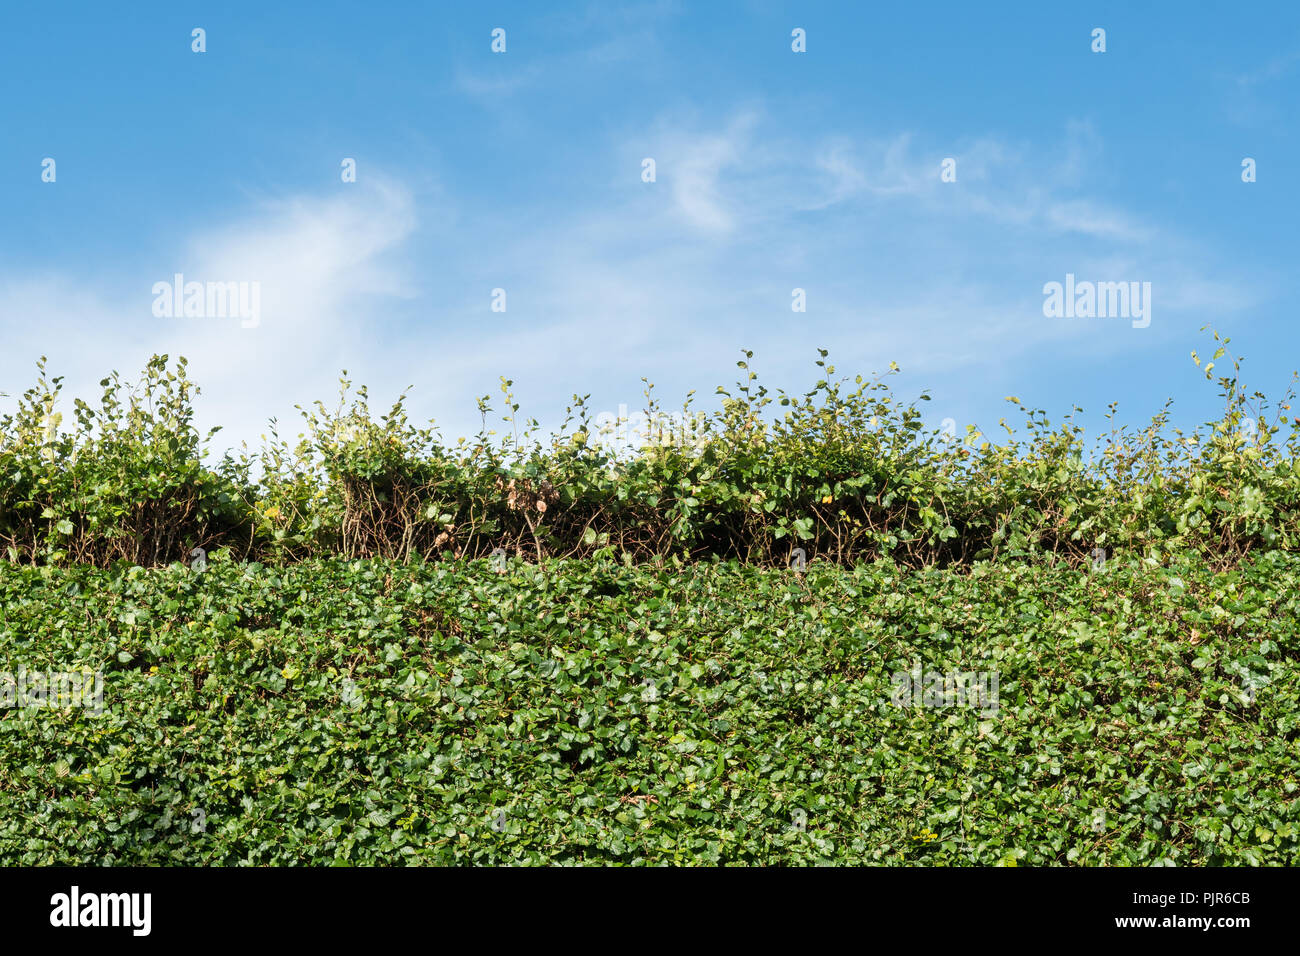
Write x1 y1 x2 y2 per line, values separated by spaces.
1 333 1297 865
0 551 1295 865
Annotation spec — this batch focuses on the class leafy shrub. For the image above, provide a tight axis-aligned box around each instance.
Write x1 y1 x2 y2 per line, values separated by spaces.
1 329 1295 571
1 551 1296 864
0 356 251 567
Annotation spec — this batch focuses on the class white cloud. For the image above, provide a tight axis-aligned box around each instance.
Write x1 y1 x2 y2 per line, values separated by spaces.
662 112 758 233
0 179 419 456
454 65 545 99
1044 200 1153 242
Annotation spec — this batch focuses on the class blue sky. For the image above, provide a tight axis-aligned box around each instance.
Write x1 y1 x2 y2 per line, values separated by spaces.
2 1 1298 453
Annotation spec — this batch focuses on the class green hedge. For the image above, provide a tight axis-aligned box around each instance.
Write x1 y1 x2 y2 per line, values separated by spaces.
1 551 1296 865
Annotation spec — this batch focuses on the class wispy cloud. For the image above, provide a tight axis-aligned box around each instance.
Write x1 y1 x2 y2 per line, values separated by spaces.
659 111 759 233
1221 46 1300 126
1234 48 1300 88
454 65 545 99
1044 200 1153 242
0 179 419 454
